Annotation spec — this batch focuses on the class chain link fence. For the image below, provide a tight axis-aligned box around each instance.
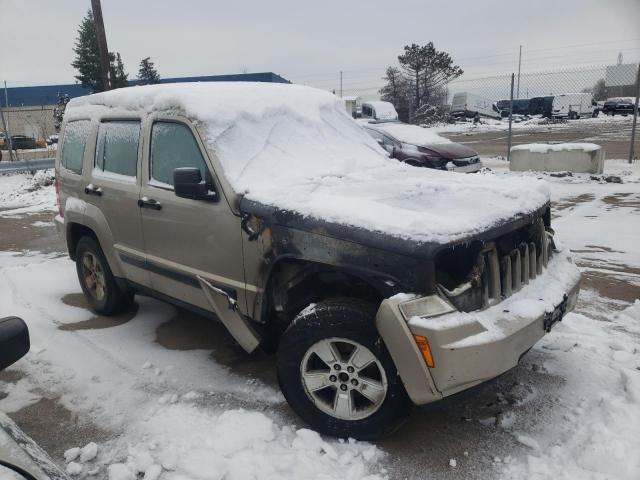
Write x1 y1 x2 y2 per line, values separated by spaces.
340 63 639 163
438 63 640 162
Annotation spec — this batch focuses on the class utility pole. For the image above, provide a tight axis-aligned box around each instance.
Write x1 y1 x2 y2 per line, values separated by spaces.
628 62 640 164
516 45 522 99
340 71 343 98
91 0 111 91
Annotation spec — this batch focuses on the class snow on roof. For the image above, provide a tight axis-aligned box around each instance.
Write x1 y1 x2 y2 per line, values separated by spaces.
511 143 601 154
369 122 452 145
67 83 549 244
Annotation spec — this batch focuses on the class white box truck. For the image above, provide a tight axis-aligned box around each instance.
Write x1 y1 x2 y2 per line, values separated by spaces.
450 92 500 119
551 93 596 119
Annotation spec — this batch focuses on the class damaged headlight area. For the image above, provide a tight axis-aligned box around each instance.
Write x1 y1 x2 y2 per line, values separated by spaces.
434 217 555 313
398 294 455 320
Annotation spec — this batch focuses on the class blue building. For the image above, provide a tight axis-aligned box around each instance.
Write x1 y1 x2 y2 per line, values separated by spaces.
4 72 290 107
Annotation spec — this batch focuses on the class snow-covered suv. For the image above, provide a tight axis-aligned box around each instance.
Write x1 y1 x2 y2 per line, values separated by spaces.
54 83 581 439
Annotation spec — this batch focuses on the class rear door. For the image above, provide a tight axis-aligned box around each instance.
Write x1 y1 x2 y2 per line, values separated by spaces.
138 117 244 310
85 119 149 286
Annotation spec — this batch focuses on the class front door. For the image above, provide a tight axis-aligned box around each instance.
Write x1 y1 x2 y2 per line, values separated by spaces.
138 118 244 311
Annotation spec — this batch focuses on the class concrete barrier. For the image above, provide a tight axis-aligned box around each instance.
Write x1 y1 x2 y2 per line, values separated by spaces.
509 143 604 174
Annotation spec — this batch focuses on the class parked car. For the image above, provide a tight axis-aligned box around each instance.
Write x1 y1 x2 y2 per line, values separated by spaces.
361 121 483 173
55 83 581 439
0 317 68 480
360 101 398 121
495 99 531 118
9 135 38 150
528 96 554 117
450 92 500 119
551 93 597 119
601 97 636 116
46 134 59 145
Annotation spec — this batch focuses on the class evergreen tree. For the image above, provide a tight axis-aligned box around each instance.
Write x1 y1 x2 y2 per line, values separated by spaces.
137 57 161 85
71 10 103 91
111 52 128 88
71 10 128 91
380 43 462 123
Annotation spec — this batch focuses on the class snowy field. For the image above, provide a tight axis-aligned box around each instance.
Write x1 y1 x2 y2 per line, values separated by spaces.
1 161 639 480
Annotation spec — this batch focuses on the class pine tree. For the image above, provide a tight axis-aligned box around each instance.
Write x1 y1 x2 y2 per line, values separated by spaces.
71 10 128 91
111 52 128 88
71 10 103 91
137 57 161 85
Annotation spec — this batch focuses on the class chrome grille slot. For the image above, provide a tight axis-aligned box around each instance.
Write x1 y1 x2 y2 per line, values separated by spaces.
480 227 554 307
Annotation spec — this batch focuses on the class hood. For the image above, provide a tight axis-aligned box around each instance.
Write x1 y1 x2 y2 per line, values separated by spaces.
419 142 478 160
239 166 550 248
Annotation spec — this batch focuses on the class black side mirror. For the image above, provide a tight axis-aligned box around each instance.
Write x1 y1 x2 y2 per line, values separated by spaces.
0 317 30 371
173 167 217 201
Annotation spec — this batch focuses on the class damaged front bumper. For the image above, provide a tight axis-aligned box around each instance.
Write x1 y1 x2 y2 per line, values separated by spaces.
375 247 581 405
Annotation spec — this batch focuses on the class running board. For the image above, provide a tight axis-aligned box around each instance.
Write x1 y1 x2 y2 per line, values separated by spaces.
196 276 260 353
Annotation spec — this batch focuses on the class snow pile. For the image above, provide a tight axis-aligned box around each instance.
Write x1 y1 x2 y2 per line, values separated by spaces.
511 143 600 154
502 301 640 480
105 404 385 480
67 83 549 244
0 170 56 215
370 122 452 145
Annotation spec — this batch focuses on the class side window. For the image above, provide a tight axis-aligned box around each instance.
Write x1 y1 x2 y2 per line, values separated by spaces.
150 122 208 187
96 121 140 177
362 105 372 118
365 128 383 141
61 120 91 174
383 136 396 147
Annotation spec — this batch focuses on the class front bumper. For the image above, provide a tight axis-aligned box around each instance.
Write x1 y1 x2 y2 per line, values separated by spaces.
376 247 581 405
446 158 483 174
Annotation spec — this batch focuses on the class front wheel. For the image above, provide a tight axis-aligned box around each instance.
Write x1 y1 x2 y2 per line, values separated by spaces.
277 299 411 440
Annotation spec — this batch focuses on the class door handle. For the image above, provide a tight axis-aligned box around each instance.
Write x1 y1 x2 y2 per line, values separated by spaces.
84 184 103 196
138 196 162 210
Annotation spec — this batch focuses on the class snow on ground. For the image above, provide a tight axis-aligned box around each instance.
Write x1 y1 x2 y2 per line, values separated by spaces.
1 161 639 479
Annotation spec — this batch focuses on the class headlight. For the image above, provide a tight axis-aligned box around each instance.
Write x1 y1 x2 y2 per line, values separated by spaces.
398 295 455 320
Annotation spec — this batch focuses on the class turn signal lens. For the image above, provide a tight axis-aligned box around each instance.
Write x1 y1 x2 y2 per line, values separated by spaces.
413 335 435 368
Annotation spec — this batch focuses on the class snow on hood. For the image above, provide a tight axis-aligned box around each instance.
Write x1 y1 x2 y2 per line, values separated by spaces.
67 83 550 244
373 122 453 146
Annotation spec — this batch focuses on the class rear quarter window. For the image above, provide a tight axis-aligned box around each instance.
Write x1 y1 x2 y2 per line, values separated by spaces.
61 120 91 174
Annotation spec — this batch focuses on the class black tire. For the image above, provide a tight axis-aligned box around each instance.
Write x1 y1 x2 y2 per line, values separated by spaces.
75 236 134 316
277 298 412 440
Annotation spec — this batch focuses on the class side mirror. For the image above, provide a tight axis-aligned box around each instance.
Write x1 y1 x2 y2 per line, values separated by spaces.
376 138 384 146
173 167 217 201
0 317 30 371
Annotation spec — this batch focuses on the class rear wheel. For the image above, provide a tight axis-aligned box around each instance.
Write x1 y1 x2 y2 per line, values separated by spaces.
75 236 134 315
277 298 411 440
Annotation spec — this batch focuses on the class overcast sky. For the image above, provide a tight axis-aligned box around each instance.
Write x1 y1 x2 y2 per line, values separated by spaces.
1 0 639 93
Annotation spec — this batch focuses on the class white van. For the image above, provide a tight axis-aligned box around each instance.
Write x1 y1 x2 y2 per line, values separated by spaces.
361 101 398 121
552 93 596 119
450 92 501 119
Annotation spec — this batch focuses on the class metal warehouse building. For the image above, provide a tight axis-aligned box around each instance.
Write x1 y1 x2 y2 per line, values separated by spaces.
2 72 290 141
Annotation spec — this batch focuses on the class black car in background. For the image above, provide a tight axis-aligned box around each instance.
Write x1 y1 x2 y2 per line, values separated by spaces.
529 96 554 117
495 99 531 117
602 98 636 116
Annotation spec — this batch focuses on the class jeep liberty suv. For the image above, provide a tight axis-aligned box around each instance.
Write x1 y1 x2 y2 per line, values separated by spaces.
55 83 581 440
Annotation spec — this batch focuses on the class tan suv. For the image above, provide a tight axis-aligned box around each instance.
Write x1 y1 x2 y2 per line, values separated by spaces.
54 83 581 439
